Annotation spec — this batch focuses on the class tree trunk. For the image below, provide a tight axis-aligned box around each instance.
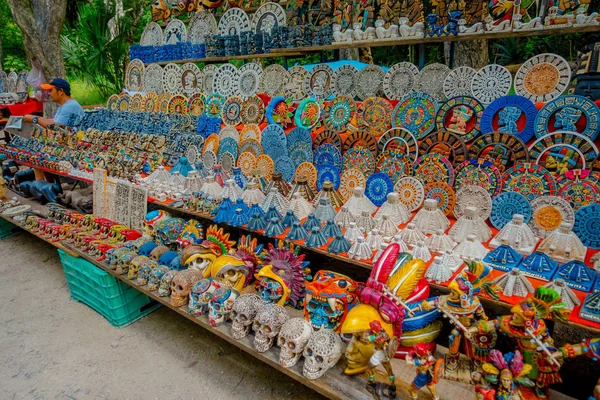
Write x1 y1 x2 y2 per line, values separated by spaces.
0 34 3 71
5 0 68 80
444 39 489 69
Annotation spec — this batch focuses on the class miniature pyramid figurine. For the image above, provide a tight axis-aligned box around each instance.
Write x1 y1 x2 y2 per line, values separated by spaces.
425 256 453 284
373 243 390 263
306 227 328 248
214 198 235 223
230 208 250 227
183 170 204 193
424 229 456 254
375 192 411 226
348 237 373 261
201 175 224 200
329 233 352 254
591 253 600 272
265 205 283 222
221 179 244 201
543 279 581 310
287 221 308 241
231 166 247 189
247 212 267 231
483 243 524 272
247 202 265 218
144 165 171 186
492 268 535 297
265 172 292 198
313 181 345 208
537 222 587 263
518 251 559 281
391 234 409 252
449 206 492 243
377 214 399 239
289 175 316 203
343 186 376 219
344 222 363 244
453 234 489 261
440 249 464 272
365 229 384 250
169 171 186 191
170 156 195 177
396 223 426 246
265 217 285 237
490 214 538 255
411 199 450 235
249 169 269 192
357 210 376 233
282 210 300 228
314 197 336 223
322 219 343 239
242 181 266 206
555 260 597 292
261 187 290 215
411 240 432 262
334 205 355 229
303 213 322 231
288 192 314 221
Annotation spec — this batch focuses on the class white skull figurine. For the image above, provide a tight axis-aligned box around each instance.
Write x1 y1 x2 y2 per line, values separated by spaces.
252 303 289 353
231 294 263 340
208 287 240 327
277 318 314 368
302 329 344 380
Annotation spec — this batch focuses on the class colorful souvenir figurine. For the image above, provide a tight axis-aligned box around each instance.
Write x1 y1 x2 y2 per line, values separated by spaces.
143 210 171 238
155 217 187 249
208 287 240 327
176 219 203 248
180 225 236 277
477 350 534 400
210 255 250 292
406 342 444 400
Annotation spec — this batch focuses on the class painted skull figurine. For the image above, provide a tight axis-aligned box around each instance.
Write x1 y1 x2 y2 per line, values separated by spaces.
253 303 289 353
278 318 314 368
304 270 361 332
158 270 178 297
128 256 149 280
148 266 169 291
208 287 240 327
108 247 127 270
143 210 170 239
155 217 187 249
210 255 250 292
188 278 220 317
149 245 170 262
115 250 136 275
180 245 213 277
302 329 344 380
137 259 158 285
170 269 205 307
138 241 158 257
231 293 263 340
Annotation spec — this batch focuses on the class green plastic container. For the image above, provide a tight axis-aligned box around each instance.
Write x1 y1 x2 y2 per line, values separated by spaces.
58 250 160 327
0 218 23 240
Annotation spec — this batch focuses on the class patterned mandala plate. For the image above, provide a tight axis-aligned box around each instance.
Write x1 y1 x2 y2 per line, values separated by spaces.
239 139 262 158
556 169 600 211
162 63 182 94
317 164 341 191
205 94 225 118
237 152 257 176
365 172 394 207
534 95 600 140
314 143 343 169
424 182 456 217
143 64 164 94
414 153 455 186
219 151 235 174
295 162 317 188
443 66 476 99
203 133 220 154
180 63 203 97
361 97 392 136
218 137 239 160
480 95 538 143
188 12 217 44
377 127 419 163
325 96 356 132
140 22 162 46
187 93 205 116
384 62 417 100
490 192 532 230
392 92 437 139
528 131 598 173
288 141 313 168
313 130 342 152
343 146 375 175
294 98 321 129
145 92 159 113
203 149 217 171
129 93 143 112
222 96 243 126
414 63 450 102
163 19 187 45
356 65 384 101
529 195 575 239
376 149 412 183
419 130 467 167
287 127 312 148
573 204 600 249
260 64 289 97
468 132 529 174
213 64 239 98
285 66 309 102
471 64 512 105
395 176 425 212
514 53 571 103
261 124 288 159
256 154 275 180
502 162 558 201
453 184 492 220
168 94 189 114
107 94 119 110
332 64 358 98
306 64 334 100
202 64 217 95
435 96 484 143
220 126 239 142
340 168 366 200
454 158 503 197
217 7 251 36
342 131 378 156
241 96 265 124
125 59 145 92
252 2 287 34
240 124 262 142
238 62 263 99
275 155 295 182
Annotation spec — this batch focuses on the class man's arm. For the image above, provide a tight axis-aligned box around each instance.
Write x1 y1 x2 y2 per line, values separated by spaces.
22 114 60 128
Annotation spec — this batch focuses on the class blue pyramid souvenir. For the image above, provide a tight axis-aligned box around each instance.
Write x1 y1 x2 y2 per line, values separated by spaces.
234 198 249 214
230 208 250 227
303 213 321 231
321 219 343 239
232 167 247 189
282 210 300 228
328 233 351 254
266 205 283 221
580 292 600 323
518 251 559 281
556 260 597 292
483 245 523 272
306 227 328 248
248 212 267 231
170 156 195 177
265 217 285 237
214 198 234 223
314 197 336 222
248 203 265 218
287 221 308 241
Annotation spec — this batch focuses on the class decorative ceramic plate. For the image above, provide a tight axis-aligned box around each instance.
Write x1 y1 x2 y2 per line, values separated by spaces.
218 7 251 36
365 172 394 207
213 64 239 98
220 126 240 142
158 92 171 113
414 63 450 102
573 204 600 249
241 96 265 124
377 127 418 163
287 127 312 148
361 97 392 136
275 155 295 182
288 141 313 167
529 195 575 239
204 94 226 118
384 62 417 100
237 151 257 176
143 64 164 94
314 143 343 169
306 64 334 99
453 184 492 220
395 176 425 212
534 95 600 140
118 93 131 111
356 65 384 100
186 145 200 164
424 182 456 217
454 158 503 197
203 149 217 171
188 11 217 44
256 154 275 180
239 139 262 157
294 98 321 129
490 191 532 230
219 151 235 174
238 62 262 99
480 94 538 143
419 130 466 167
313 130 342 152
221 96 244 126
107 94 120 110
285 66 310 102
261 124 288 159
317 163 341 191
325 96 356 132
435 96 484 143
514 53 571 103
340 168 366 200
240 124 261 142
145 92 159 113
414 152 455 186
332 64 358 98
202 64 217 95
471 64 512 105
180 63 203 97
163 19 187 44
140 22 163 46
252 2 287 35
343 146 375 175
392 92 437 139
162 63 182 94
295 162 317 188
528 131 598 173
443 66 476 99
260 64 289 97
125 59 145 92
130 93 144 112
468 132 529 173
203 133 220 154
187 93 205 116
502 162 558 201
342 131 378 156
556 169 600 211
375 149 412 182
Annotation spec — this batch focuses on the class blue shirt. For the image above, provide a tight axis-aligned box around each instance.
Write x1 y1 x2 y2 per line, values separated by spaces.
54 99 84 126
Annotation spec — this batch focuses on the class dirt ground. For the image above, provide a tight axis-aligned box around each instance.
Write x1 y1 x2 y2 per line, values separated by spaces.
0 233 323 400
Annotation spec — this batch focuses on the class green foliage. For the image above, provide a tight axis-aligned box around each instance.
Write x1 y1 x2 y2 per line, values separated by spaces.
0 0 27 72
70 79 107 106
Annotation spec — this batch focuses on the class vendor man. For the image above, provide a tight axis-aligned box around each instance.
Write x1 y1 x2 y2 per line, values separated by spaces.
23 78 84 128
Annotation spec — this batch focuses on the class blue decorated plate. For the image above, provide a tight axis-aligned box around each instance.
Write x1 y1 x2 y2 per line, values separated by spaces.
317 164 341 191
314 143 342 170
365 172 394 207
275 156 296 183
490 191 532 230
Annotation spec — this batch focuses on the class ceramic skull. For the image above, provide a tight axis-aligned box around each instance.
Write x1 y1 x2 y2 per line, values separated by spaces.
149 245 170 262
278 318 314 368
128 255 149 280
231 293 263 340
136 259 158 285
302 329 343 380
253 304 289 353
188 278 220 317
115 250 136 275
208 287 240 327
170 269 205 307
147 266 169 291
143 210 170 239
158 270 177 297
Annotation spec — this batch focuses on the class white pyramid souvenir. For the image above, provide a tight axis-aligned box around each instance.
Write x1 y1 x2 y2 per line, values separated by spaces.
440 249 464 272
543 279 581 310
262 187 290 215
169 172 186 192
537 222 587 263
343 186 376 219
449 206 492 243
287 192 313 221
201 175 224 200
425 256 454 284
183 170 204 193
357 210 376 233
334 205 355 229
376 214 399 239
375 192 411 226
490 214 538 255
411 241 432 262
366 229 385 250
453 234 489 261
144 165 170 185
425 229 456 254
411 199 450 235
221 179 244 201
242 181 266 206
344 222 363 244
348 237 373 261
390 234 409 252
492 268 535 297
395 223 425 246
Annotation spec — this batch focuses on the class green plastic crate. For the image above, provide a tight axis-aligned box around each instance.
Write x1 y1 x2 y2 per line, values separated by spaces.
58 250 161 327
0 218 23 239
